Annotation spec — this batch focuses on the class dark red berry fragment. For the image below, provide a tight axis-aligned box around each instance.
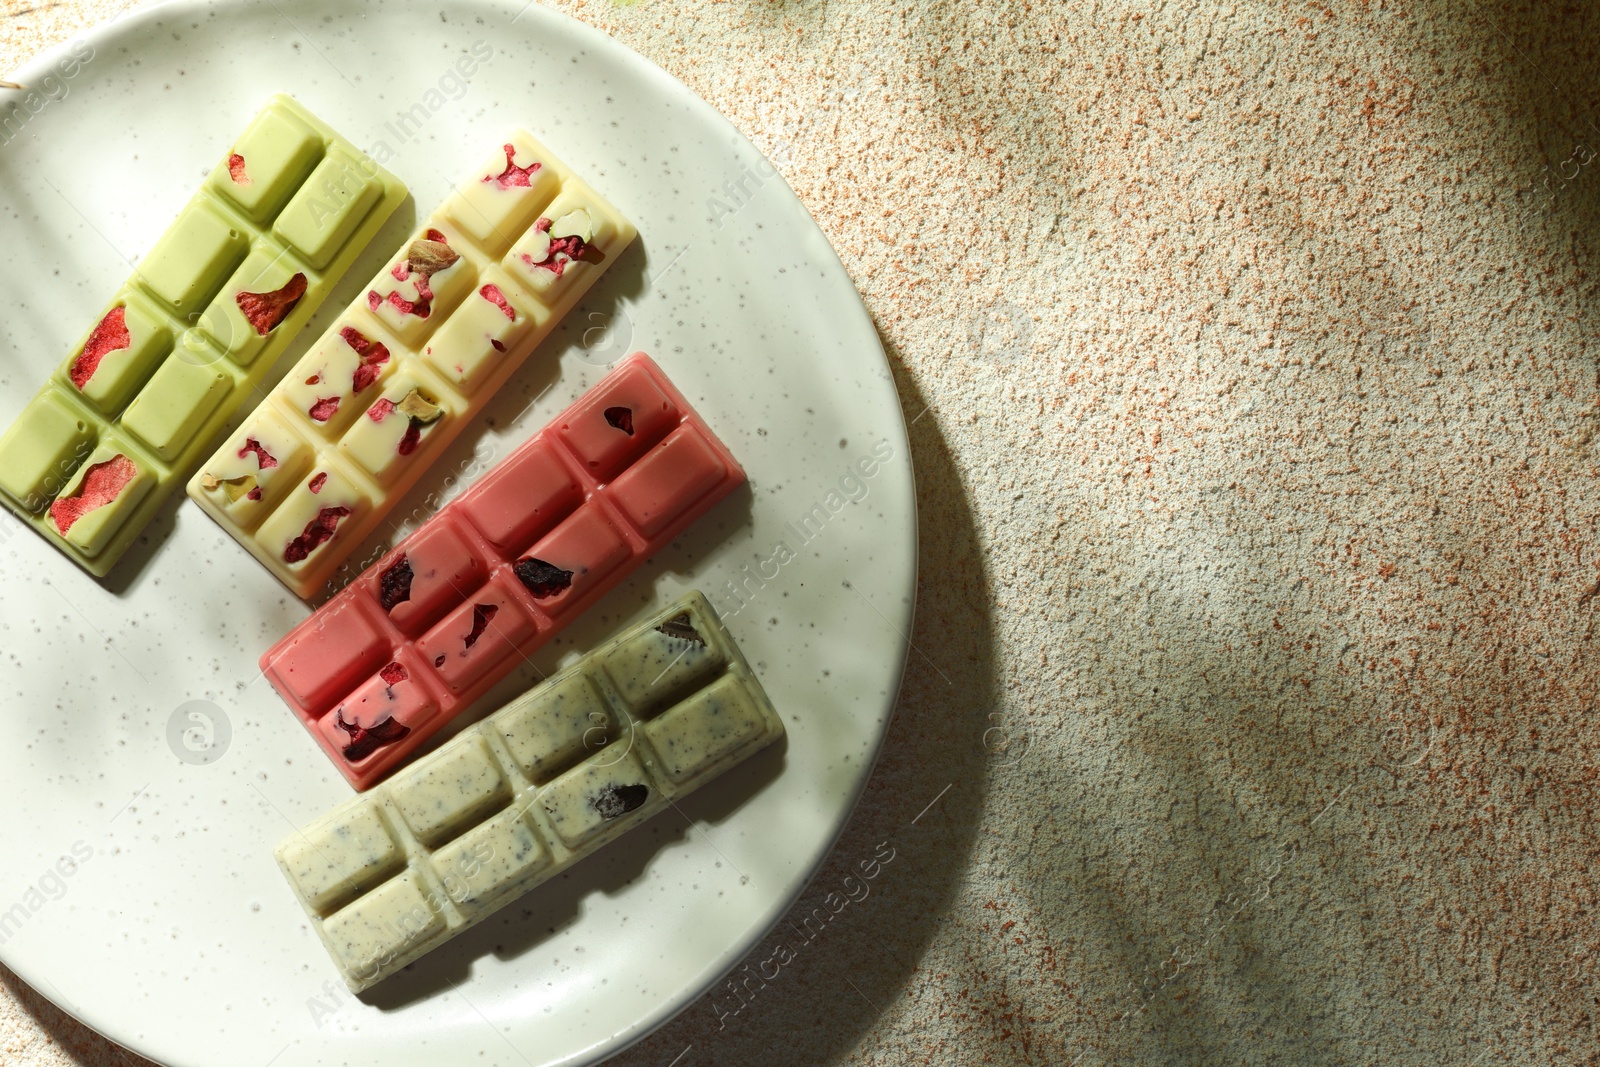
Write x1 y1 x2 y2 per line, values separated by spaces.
341 326 391 393
309 397 340 422
238 437 278 469
593 783 649 819
490 339 507 353
378 555 413 611
69 306 131 389
513 557 573 599
464 603 499 649
227 153 250 185
49 454 137 534
379 661 408 686
283 506 350 563
479 283 515 320
236 272 308 336
397 420 423 456
482 143 541 188
333 709 411 762
604 406 635 435
308 472 327 494
655 612 705 645
434 654 446 668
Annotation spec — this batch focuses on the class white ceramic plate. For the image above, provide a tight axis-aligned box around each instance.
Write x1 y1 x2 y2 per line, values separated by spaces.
0 2 915 1064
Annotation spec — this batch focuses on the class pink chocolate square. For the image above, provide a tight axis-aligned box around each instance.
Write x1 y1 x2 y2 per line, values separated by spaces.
417 573 538 694
555 364 679 480
456 440 582 553
515 503 631 615
267 599 389 716
368 518 490 637
608 425 730 538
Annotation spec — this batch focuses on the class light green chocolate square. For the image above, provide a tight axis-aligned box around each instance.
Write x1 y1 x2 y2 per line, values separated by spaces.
59 292 172 415
122 348 235 462
46 439 154 557
135 201 251 314
272 151 381 270
388 734 509 847
493 670 613 784
278 799 403 916
208 105 323 223
643 674 768 785
198 245 313 367
432 807 550 917
538 748 654 849
0 393 95 512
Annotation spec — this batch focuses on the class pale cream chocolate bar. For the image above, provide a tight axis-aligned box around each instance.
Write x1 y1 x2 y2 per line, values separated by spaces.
274 591 783 992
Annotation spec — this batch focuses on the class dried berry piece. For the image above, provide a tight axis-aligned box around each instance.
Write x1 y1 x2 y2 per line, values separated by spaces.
333 709 411 763
655 612 705 645
593 783 649 820
200 472 259 503
308 472 327 494
236 272 308 336
479 283 515 320
520 213 592 278
227 153 251 185
283 506 351 563
463 603 498 649
490 339 507 353
398 421 423 457
366 398 397 422
237 437 278 469
482 143 541 188
308 397 340 422
379 661 408 686
604 406 635 436
513 557 573 599
69 306 131 389
378 555 413 611
434 654 446 668
304 373 322 385
48 455 137 535
341 326 391 393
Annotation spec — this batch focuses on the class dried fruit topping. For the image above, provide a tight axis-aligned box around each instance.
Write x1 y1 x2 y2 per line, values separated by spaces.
48 454 137 535
308 396 341 422
308 472 327 494
333 709 410 762
341 326 391 393
227 153 251 185
200 472 260 503
366 398 396 422
521 212 592 278
592 783 649 820
434 654 446 668
655 612 705 645
236 272 308 336
237 437 278 469
398 421 423 456
513 557 573 599
490 339 507 353
304 373 322 385
604 406 635 435
283 505 350 563
378 555 413 611
379 661 408 686
479 283 515 320
464 603 499 649
482 143 542 188
69 306 131 389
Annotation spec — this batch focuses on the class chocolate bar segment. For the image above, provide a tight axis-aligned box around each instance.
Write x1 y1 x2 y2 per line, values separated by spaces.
0 95 406 577
187 131 637 599
260 353 745 789
274 592 783 993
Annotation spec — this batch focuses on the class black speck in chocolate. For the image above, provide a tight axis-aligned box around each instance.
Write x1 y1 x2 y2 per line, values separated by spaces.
604 406 635 435
655 612 705 645
379 555 413 611
333 709 411 762
593 782 649 819
514 557 573 598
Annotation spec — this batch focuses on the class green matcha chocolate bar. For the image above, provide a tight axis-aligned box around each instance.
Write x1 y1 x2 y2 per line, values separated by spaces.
275 591 784 993
0 95 406 576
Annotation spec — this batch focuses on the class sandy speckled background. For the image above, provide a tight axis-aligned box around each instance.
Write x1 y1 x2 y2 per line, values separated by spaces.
5 0 1599 1064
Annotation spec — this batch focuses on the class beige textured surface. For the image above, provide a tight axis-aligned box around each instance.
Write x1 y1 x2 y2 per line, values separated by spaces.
6 0 1600 1064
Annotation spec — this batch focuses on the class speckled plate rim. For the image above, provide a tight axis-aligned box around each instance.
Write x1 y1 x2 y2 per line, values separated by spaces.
0 1 916 1065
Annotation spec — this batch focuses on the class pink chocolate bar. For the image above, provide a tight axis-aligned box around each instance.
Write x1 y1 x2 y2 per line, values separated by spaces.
260 353 745 789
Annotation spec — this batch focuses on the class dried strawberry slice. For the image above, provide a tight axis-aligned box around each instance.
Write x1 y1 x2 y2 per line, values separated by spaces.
283 506 350 563
479 284 515 320
463 603 498 649
308 472 327 494
308 397 340 422
378 555 413 611
48 455 137 534
341 326 391 393
237 437 278 469
513 557 573 599
236 272 308 336
604 406 635 435
366 398 397 422
482 143 541 188
69 306 131 389
227 153 251 185
333 709 410 762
